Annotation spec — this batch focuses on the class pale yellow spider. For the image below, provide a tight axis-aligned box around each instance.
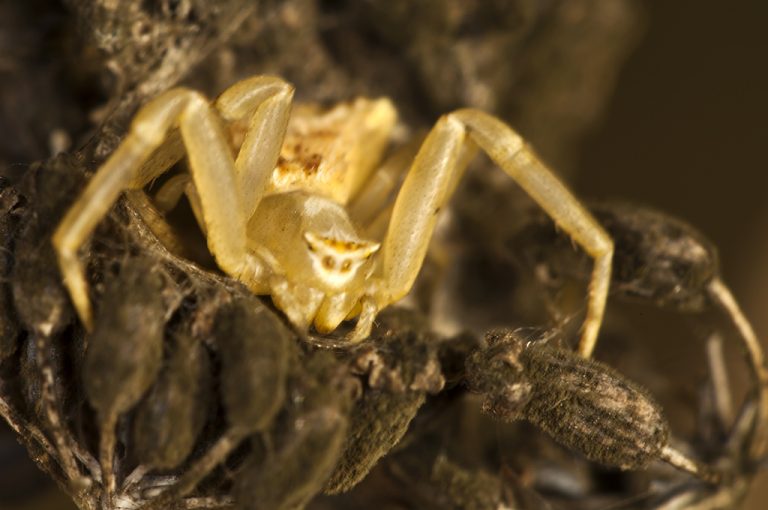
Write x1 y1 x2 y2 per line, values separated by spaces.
53 75 613 356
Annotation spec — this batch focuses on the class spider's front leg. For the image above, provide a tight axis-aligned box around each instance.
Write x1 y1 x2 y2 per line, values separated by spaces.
53 76 294 329
378 110 613 358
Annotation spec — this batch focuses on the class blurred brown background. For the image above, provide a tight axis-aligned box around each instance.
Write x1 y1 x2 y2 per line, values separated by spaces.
2 0 766 508
578 1 768 507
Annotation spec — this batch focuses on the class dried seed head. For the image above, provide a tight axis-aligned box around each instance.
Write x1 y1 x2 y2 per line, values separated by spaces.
235 351 352 510
83 256 166 420
133 330 211 470
0 180 22 360
235 408 348 510
591 203 718 311
11 156 85 335
19 333 67 421
511 203 719 312
430 455 504 509
521 342 669 470
468 330 671 471
465 330 532 421
325 312 442 494
215 296 291 433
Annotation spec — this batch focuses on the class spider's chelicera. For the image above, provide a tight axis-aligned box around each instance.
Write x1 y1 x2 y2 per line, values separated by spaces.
53 75 613 354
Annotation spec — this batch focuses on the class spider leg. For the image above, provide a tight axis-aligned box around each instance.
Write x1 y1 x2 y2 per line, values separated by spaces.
374 115 470 327
380 110 613 358
124 190 190 258
215 75 294 219
150 76 294 227
54 89 255 329
153 173 191 213
152 174 208 239
347 137 423 228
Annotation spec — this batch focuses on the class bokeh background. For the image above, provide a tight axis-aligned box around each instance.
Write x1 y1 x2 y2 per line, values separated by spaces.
1 0 766 508
578 2 768 507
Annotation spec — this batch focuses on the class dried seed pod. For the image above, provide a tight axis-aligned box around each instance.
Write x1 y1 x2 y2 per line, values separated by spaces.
133 330 211 470
511 203 719 312
325 312 443 494
18 333 67 421
523 348 668 471
592 203 719 311
324 387 425 495
0 180 22 360
464 331 533 423
82 256 166 419
236 408 348 510
82 256 167 495
235 352 352 510
131 298 295 510
429 455 505 510
215 297 290 433
467 330 679 472
11 156 85 335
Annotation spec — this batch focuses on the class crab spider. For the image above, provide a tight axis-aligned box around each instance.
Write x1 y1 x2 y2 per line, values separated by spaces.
53 75 613 356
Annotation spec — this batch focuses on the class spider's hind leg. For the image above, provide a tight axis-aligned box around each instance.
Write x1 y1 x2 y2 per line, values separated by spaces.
453 109 613 358
379 110 613 357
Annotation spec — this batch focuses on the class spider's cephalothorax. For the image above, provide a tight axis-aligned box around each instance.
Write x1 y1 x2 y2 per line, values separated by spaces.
53 75 613 353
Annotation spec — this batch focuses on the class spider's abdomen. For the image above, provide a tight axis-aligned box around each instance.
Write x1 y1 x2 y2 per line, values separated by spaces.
264 98 397 205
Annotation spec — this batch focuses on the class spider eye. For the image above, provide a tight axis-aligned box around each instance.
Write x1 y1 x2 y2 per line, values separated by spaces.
340 260 352 272
322 256 335 270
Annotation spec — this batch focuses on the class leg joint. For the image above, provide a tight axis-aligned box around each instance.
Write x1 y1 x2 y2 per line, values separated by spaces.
214 76 295 122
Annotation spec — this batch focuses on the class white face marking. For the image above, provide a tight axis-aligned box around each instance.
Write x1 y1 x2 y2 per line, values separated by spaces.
304 231 380 290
